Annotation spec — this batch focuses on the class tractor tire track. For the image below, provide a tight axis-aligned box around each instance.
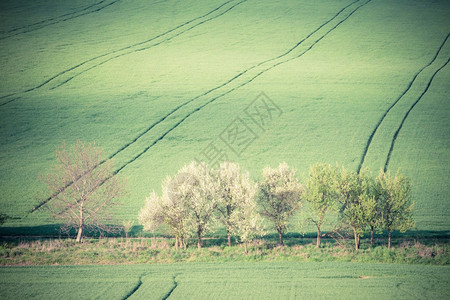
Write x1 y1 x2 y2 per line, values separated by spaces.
32 0 370 212
108 0 372 175
161 275 179 300
0 0 121 40
29 0 246 211
122 273 145 300
0 0 106 34
357 33 450 173
50 0 248 89
0 96 21 107
384 57 449 171
69 0 359 91
0 0 241 106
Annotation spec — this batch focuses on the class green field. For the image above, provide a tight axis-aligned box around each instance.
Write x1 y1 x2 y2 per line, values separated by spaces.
0 0 449 234
1 1 449 299
0 262 449 299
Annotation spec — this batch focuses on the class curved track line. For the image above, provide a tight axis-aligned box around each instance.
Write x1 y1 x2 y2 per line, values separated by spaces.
30 0 246 211
122 273 145 300
109 0 372 175
0 0 240 106
0 0 121 40
357 33 450 173
161 275 179 300
61 0 359 90
0 96 21 107
384 57 449 171
0 92 19 101
32 0 370 212
51 0 248 89
0 1 107 34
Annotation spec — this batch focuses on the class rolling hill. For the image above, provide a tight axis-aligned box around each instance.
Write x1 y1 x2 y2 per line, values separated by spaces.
0 0 449 233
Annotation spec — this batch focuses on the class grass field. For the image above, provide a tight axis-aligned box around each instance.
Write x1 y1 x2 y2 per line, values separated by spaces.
0 262 449 299
0 0 449 235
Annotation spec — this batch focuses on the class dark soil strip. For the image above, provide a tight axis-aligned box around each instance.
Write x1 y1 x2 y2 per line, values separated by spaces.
384 57 450 171
356 33 450 173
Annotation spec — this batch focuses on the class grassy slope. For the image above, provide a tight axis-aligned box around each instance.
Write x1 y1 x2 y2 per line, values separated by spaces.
0 0 449 232
0 263 449 299
389 66 450 230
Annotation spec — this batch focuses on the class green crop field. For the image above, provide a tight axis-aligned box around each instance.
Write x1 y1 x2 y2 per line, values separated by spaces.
0 0 449 234
1 2 449 298
0 262 449 299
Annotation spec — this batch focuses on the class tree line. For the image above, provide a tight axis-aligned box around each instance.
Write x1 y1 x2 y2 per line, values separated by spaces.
40 141 414 249
139 161 414 251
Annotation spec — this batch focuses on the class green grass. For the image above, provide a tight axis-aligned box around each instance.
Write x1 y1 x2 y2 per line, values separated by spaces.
0 262 449 299
0 0 449 235
1 237 448 266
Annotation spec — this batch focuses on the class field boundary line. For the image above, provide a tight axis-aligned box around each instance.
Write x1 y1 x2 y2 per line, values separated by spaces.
384 57 450 171
357 33 450 173
0 0 122 41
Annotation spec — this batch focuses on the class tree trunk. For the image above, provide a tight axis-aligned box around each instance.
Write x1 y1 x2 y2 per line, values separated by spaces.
277 229 283 246
388 229 391 249
76 225 83 243
227 206 232 247
175 237 179 250
77 200 84 243
353 228 359 250
197 227 203 250
244 241 248 254
370 226 374 246
316 226 321 248
76 201 84 243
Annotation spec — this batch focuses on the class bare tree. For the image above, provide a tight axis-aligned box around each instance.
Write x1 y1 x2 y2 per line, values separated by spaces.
258 162 303 246
43 141 123 242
